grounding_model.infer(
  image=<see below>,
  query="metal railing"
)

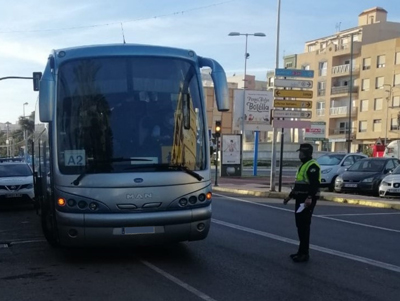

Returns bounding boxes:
[331,64,359,75]
[331,85,358,95]
[329,106,357,116]
[329,127,357,135]
[316,109,325,116]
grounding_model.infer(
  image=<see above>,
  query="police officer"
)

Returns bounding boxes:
[283,143,320,263]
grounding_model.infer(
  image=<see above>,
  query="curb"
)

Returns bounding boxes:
[212,186,400,211]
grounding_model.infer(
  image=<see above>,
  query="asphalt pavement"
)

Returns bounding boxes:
[212,175,400,210]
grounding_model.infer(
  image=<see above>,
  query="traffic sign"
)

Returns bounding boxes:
[274,78,313,89]
[273,120,311,129]
[274,100,312,109]
[274,89,313,99]
[275,68,314,78]
[273,110,312,119]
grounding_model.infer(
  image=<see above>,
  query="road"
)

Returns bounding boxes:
[1,195,399,301]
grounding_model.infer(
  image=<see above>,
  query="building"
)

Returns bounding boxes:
[291,7,400,152]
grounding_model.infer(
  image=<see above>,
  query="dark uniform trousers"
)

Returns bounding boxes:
[294,198,316,255]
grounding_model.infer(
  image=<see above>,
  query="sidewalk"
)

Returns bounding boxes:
[212,176,400,211]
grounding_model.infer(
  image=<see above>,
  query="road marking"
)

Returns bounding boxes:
[9,239,46,246]
[320,212,400,217]
[212,219,400,274]
[141,260,218,301]
[214,193,400,233]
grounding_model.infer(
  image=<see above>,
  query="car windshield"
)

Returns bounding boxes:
[56,56,206,174]
[347,160,385,172]
[0,164,32,177]
[392,165,400,174]
[316,154,345,166]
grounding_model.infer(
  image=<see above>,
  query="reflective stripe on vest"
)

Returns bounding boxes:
[295,159,321,184]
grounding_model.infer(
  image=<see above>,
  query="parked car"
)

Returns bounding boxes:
[0,162,35,205]
[317,152,367,191]
[379,165,400,197]
[334,157,400,195]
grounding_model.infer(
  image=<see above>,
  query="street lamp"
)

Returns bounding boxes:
[5,121,11,157]
[228,31,266,174]
[22,102,28,161]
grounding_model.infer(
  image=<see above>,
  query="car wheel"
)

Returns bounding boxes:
[329,176,337,192]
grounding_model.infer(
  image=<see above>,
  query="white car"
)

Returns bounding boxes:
[317,152,367,191]
[0,162,35,204]
[379,165,400,197]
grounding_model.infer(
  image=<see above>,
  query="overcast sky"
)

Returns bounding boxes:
[0,0,399,123]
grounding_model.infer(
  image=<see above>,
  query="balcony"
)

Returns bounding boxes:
[329,106,357,118]
[316,108,325,116]
[333,41,361,56]
[331,64,360,77]
[331,85,358,97]
[329,127,357,139]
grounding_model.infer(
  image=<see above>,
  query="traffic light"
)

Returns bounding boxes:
[215,121,221,138]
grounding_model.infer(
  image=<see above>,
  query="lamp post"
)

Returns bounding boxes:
[23,102,28,161]
[228,31,266,175]
[5,121,11,157]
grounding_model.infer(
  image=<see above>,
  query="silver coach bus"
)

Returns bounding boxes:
[33,44,229,247]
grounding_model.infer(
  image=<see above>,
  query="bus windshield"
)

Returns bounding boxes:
[56,57,206,174]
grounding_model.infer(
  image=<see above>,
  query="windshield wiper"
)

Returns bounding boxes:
[157,164,204,181]
[71,158,153,186]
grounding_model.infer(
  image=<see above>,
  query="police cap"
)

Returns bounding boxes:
[296,143,313,153]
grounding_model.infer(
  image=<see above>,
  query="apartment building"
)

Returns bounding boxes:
[293,7,400,152]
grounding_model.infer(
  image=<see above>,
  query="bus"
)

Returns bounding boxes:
[33,44,229,247]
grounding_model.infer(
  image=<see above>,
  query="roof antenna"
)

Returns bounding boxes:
[121,23,126,44]
[335,22,341,32]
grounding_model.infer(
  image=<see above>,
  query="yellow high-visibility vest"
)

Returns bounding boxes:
[295,159,321,183]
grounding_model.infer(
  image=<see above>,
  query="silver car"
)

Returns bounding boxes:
[317,152,367,191]
[0,162,35,204]
[379,165,400,197]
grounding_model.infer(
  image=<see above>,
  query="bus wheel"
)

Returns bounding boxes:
[41,204,60,247]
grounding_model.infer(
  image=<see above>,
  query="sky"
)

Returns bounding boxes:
[0,0,399,123]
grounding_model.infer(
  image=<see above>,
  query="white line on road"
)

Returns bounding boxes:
[141,260,218,301]
[214,193,400,233]
[212,219,400,274]
[319,212,400,217]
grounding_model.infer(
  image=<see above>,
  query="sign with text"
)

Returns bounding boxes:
[274,78,313,89]
[275,68,314,78]
[304,122,326,140]
[221,134,242,177]
[274,100,312,109]
[233,89,273,131]
[273,110,312,119]
[274,89,313,99]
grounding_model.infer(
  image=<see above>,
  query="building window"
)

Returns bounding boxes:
[316,101,325,116]
[396,52,400,65]
[285,62,293,68]
[391,118,399,130]
[307,45,315,52]
[375,76,384,89]
[393,96,400,107]
[373,119,382,132]
[394,74,400,86]
[359,121,367,132]
[374,98,383,110]
[360,99,369,112]
[362,58,371,70]
[302,64,310,70]
[377,55,386,68]
[361,79,370,91]
[319,61,327,76]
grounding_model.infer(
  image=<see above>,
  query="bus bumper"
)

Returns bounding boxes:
[55,205,211,247]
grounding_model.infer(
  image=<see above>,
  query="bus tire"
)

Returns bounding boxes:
[41,201,60,247]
